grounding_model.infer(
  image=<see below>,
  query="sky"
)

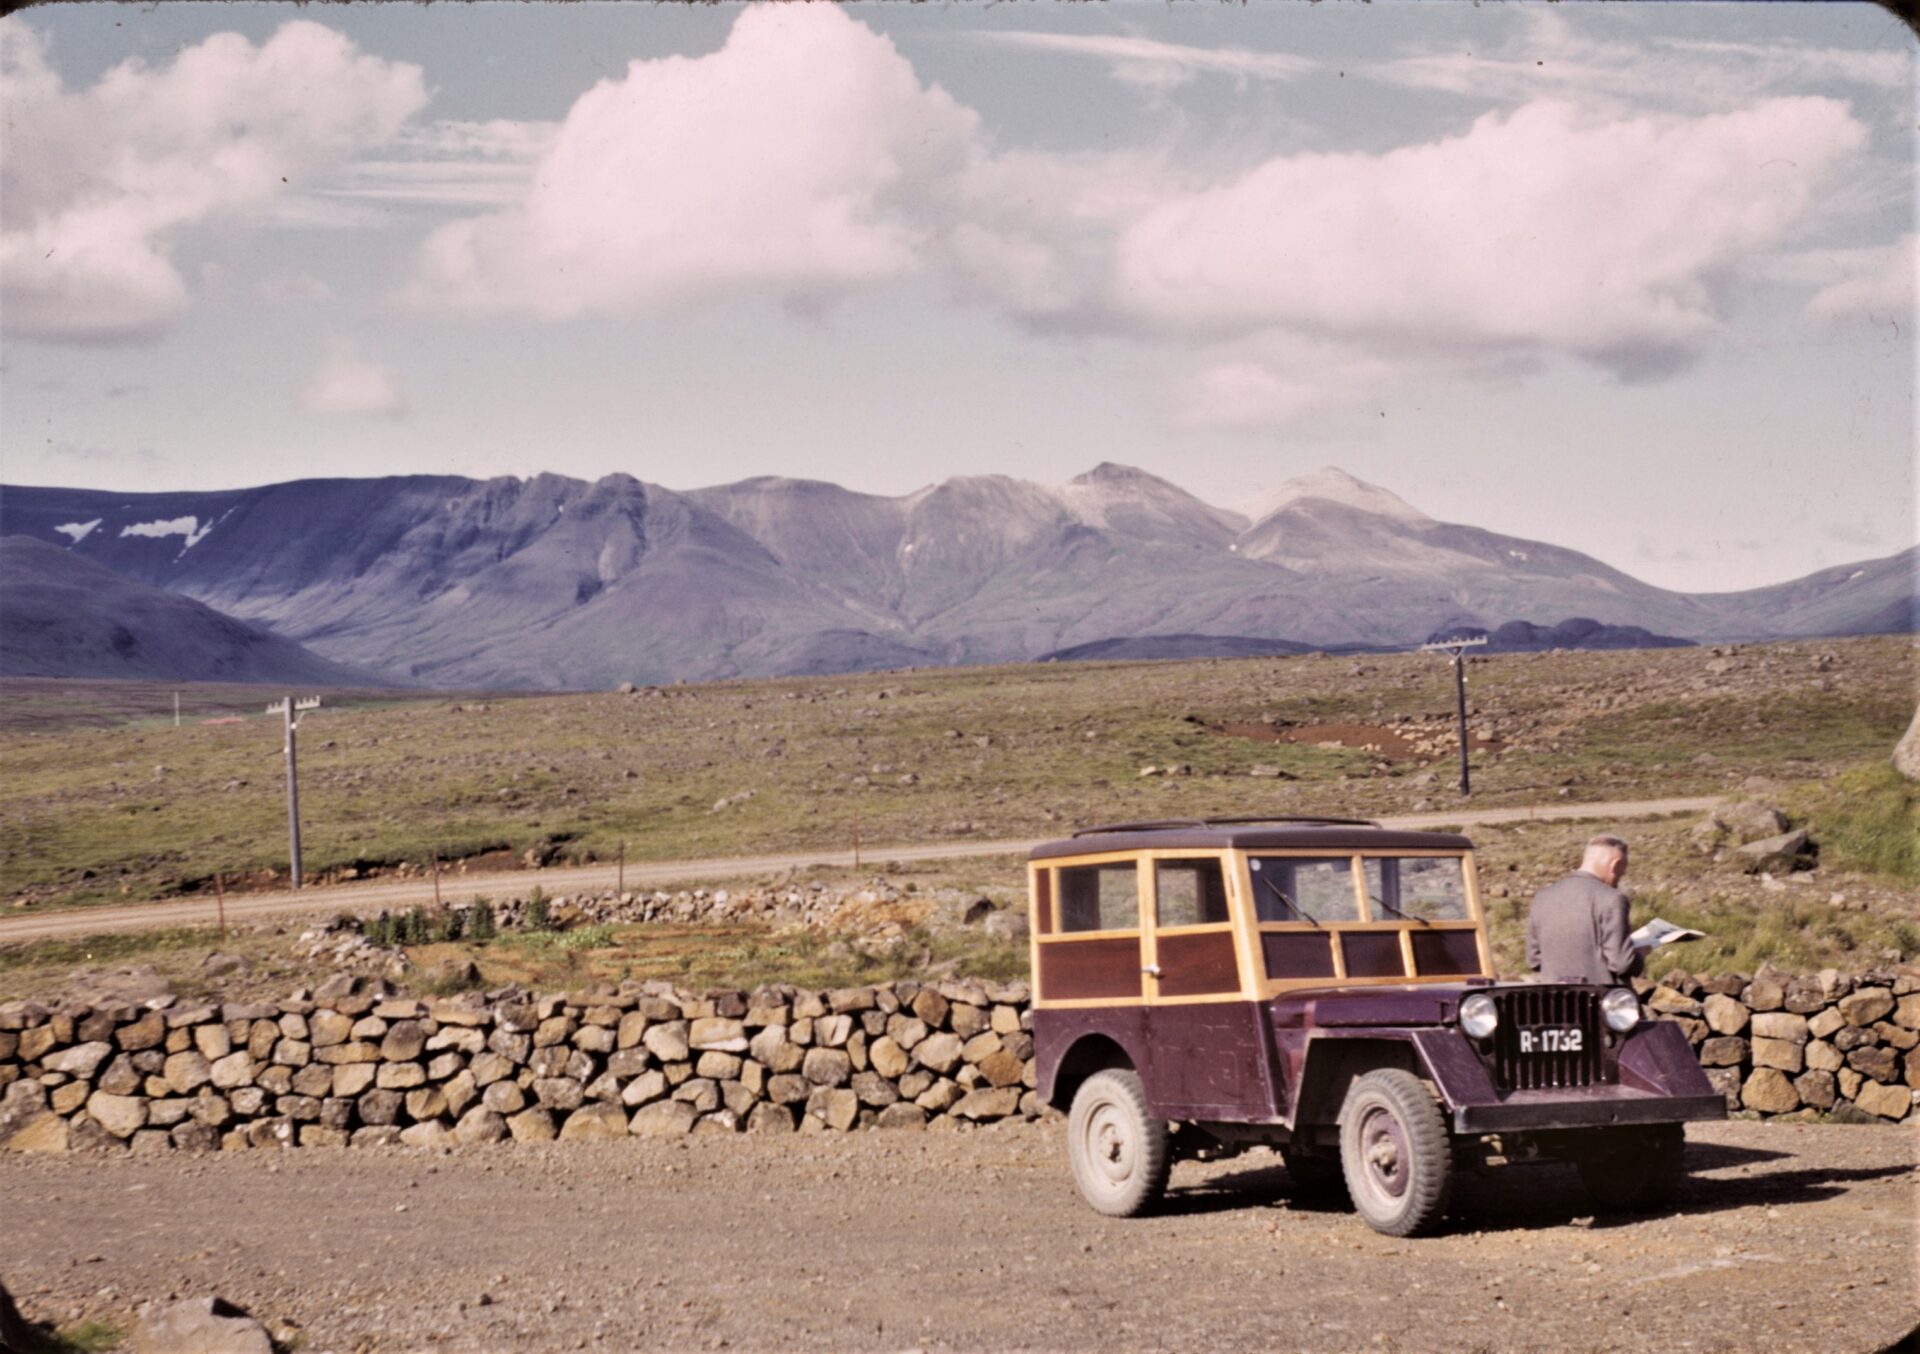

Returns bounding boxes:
[1,2,1914,593]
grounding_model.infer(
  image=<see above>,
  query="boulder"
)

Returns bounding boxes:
[1750,1012,1809,1043]
[807,1087,860,1131]
[43,1041,114,1078]
[688,1017,749,1052]
[875,1103,928,1130]
[1751,1038,1804,1075]
[455,1107,509,1144]
[1697,1037,1747,1067]
[1838,988,1896,1028]
[801,1047,852,1087]
[1793,1069,1837,1110]
[380,1022,427,1062]
[507,1107,557,1142]
[163,1051,213,1095]
[914,1032,964,1075]
[628,1101,698,1137]
[745,1103,794,1134]
[1892,703,1920,781]
[1740,1068,1800,1114]
[558,1103,628,1140]
[6,1112,69,1154]
[399,1121,451,1148]
[1852,1079,1912,1121]
[86,1090,146,1138]
[1733,829,1814,874]
[130,1296,272,1354]
[1701,995,1749,1036]
[952,1086,1023,1121]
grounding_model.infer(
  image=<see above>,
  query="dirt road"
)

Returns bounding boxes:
[1,1117,1912,1353]
[0,796,1721,944]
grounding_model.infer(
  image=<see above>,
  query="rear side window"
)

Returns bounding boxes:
[1057,863,1141,933]
[1248,856,1360,924]
[1155,859,1230,928]
[1365,857,1469,922]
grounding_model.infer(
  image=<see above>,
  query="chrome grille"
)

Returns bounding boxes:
[1489,987,1608,1090]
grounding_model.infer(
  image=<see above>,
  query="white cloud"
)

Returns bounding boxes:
[404,5,980,317]
[389,7,1889,427]
[978,32,1314,92]
[1112,98,1868,381]
[298,349,408,418]
[1801,234,1916,323]
[0,19,426,344]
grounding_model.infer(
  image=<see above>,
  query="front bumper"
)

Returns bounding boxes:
[1454,1086,1728,1134]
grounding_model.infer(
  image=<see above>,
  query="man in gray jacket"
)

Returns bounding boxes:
[1526,834,1644,986]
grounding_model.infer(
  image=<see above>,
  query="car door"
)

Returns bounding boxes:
[1143,855,1278,1121]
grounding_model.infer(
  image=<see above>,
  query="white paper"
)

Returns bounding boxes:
[1630,917,1706,949]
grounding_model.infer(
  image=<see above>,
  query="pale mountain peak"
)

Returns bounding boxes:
[1243,466,1431,526]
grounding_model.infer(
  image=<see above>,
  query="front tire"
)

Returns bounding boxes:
[1338,1069,1453,1236]
[1066,1069,1170,1217]
[1577,1124,1685,1211]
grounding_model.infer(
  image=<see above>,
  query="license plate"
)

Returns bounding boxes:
[1517,1026,1584,1054]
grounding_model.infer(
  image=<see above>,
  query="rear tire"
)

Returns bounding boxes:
[1577,1124,1685,1212]
[1338,1069,1453,1237]
[1066,1069,1170,1217]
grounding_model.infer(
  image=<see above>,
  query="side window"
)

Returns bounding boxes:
[1057,862,1140,933]
[1155,859,1230,928]
[1248,856,1361,924]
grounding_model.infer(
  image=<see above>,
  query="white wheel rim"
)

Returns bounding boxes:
[1080,1096,1136,1198]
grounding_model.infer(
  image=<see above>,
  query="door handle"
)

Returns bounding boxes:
[1141,964,1162,976]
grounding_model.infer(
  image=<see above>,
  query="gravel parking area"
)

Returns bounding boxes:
[3,1119,1915,1353]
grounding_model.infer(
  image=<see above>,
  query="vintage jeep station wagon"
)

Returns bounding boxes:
[1026,817,1725,1235]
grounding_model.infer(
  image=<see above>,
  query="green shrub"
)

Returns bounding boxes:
[405,904,430,945]
[438,907,465,943]
[469,898,496,942]
[367,912,394,947]
[1791,764,1920,883]
[527,890,551,932]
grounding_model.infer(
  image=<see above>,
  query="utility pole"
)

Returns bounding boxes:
[266,694,322,888]
[1418,636,1488,796]
[174,691,181,728]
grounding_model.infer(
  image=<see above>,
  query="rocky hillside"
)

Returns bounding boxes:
[0,465,1908,688]
[0,536,383,686]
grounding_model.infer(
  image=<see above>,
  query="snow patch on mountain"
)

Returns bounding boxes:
[55,519,101,544]
[119,516,217,549]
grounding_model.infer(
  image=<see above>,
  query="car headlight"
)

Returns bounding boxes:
[1459,992,1499,1039]
[1602,987,1642,1033]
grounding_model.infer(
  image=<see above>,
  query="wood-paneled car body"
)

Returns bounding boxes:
[1028,817,1724,1235]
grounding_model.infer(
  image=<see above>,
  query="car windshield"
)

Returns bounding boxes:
[1248,856,1360,923]
[1363,856,1470,922]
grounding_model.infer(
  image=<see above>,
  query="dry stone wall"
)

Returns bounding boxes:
[1,969,1914,1155]
[1634,967,1919,1123]
[0,977,1038,1155]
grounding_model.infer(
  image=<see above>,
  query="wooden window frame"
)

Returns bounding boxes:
[1243,849,1489,996]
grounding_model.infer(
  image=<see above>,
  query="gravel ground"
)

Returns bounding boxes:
[2,1119,1915,1353]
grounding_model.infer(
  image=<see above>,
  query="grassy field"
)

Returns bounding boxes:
[0,636,1912,915]
[1,634,1914,996]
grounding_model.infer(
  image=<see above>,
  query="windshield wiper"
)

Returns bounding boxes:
[1370,894,1430,927]
[1258,875,1319,928]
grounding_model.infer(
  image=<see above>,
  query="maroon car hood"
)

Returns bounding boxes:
[1272,984,1479,1028]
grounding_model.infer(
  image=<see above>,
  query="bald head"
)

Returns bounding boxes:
[1580,834,1629,887]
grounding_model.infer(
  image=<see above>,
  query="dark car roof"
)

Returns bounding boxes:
[1029,817,1472,861]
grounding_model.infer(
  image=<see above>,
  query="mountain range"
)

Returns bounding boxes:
[0,536,379,686]
[0,464,1911,689]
